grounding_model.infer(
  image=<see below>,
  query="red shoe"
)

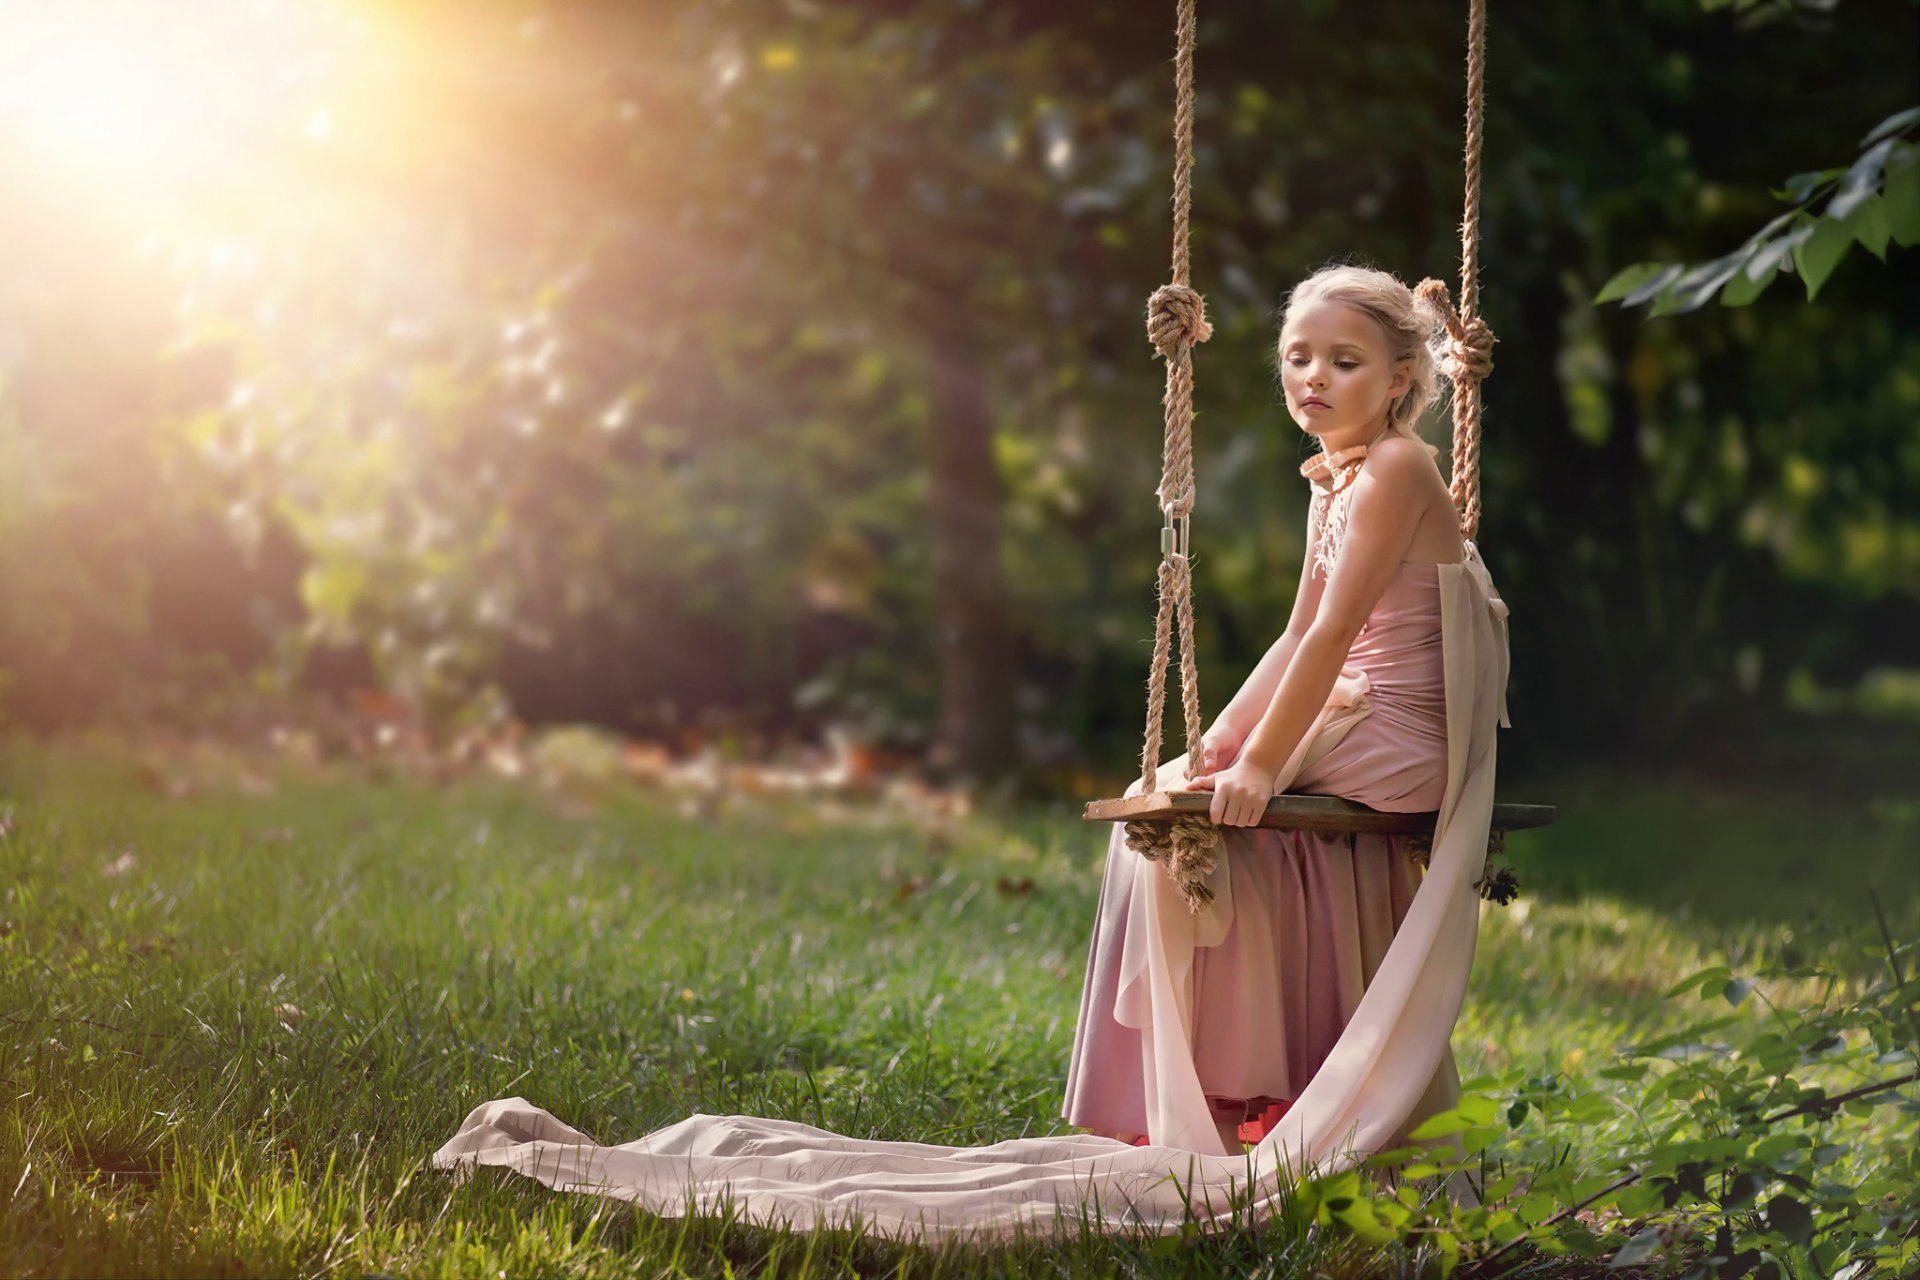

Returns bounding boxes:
[1237,1097,1295,1145]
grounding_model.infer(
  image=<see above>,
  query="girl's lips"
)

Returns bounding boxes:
[1303,401,1331,410]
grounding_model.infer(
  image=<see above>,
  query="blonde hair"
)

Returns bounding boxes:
[1278,262,1451,442]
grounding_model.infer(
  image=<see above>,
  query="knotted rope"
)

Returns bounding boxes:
[1421,0,1494,542]
[1124,812,1221,911]
[1126,0,1220,905]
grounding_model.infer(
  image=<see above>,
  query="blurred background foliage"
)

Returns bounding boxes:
[0,0,1915,797]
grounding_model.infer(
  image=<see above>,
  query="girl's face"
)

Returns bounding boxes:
[1279,300,1412,444]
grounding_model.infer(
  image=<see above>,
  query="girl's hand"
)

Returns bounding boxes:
[1182,758,1278,828]
[1196,721,1247,776]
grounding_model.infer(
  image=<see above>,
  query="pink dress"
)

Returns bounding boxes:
[1063,560,1454,1144]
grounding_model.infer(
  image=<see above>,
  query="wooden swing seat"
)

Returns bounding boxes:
[1084,791,1555,836]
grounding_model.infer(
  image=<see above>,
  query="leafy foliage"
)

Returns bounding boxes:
[1598,108,1920,314]
[1295,915,1920,1276]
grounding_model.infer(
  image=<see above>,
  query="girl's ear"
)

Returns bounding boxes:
[1390,358,1413,399]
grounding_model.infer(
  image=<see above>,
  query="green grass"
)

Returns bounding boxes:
[0,740,1914,1277]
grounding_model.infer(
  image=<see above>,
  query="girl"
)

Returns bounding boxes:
[1063,262,1471,1154]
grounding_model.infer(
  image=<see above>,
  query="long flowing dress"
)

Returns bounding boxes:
[431,544,1512,1242]
[1063,559,1465,1150]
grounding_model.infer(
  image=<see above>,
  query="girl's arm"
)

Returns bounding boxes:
[1212,501,1327,737]
[1234,440,1428,781]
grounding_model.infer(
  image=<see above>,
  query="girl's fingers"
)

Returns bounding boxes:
[1216,791,1264,827]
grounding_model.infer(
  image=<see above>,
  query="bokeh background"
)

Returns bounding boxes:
[2,0,1916,806]
[2,5,1918,1274]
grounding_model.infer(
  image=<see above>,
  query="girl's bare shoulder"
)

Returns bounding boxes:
[1361,434,1443,488]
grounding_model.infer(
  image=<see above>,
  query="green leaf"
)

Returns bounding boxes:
[1459,1123,1505,1155]
[1792,215,1855,299]
[1614,1182,1663,1216]
[1764,1192,1814,1244]
[1594,1063,1647,1082]
[1719,260,1776,307]
[1845,194,1892,261]
[1747,217,1818,278]
[1726,1169,1769,1206]
[1722,976,1754,1006]
[1457,1095,1501,1126]
[1650,250,1751,316]
[1749,1133,1802,1164]
[1407,1107,1469,1139]
[1884,148,1920,247]
[1596,262,1678,305]
[1331,1197,1397,1246]
[1825,137,1897,220]
[1360,1145,1428,1168]
[1771,168,1844,203]
[1662,965,1732,999]
[1610,1227,1664,1268]
[1860,105,1920,148]
[1558,1094,1619,1124]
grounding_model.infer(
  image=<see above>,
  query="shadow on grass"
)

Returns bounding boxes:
[1501,770,1919,959]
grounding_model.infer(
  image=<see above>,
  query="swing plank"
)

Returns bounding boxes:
[1083,791,1555,835]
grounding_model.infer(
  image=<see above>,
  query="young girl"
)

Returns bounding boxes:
[1063,262,1470,1154]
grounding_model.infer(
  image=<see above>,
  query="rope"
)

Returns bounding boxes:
[1134,0,1209,801]
[1436,0,1493,540]
[1414,275,1495,539]
[1123,813,1221,912]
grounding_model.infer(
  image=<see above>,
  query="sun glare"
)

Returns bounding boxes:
[8,47,158,158]
[0,0,381,228]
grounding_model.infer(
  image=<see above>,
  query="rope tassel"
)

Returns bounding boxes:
[1124,814,1221,911]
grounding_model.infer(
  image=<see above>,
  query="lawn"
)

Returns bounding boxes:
[1,739,1914,1277]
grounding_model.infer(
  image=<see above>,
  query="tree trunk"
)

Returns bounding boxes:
[924,305,1017,783]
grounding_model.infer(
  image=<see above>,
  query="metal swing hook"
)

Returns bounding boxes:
[1160,503,1190,559]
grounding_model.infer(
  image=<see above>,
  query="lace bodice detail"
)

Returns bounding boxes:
[1309,482,1359,581]
[1301,438,1374,580]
